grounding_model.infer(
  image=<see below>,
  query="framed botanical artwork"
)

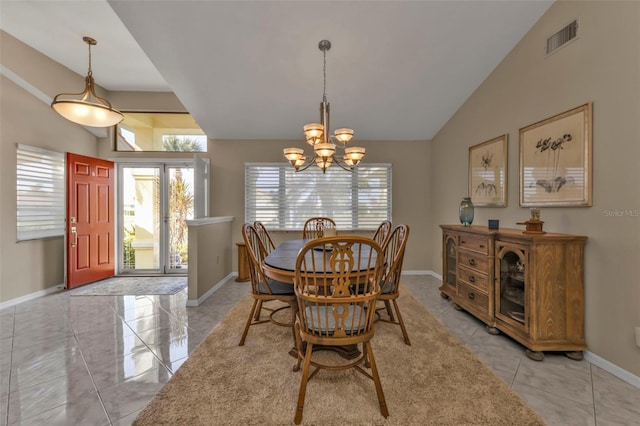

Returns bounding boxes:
[468,134,508,207]
[519,102,592,207]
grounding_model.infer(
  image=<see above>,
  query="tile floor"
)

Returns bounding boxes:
[0,275,638,425]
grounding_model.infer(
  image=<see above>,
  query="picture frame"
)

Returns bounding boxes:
[519,102,592,207]
[468,134,508,207]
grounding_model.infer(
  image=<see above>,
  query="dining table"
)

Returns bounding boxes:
[263,238,378,283]
[262,239,308,284]
[263,238,378,360]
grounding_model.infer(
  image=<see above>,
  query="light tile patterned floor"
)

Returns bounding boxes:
[0,275,638,425]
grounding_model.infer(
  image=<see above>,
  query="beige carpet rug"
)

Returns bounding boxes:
[134,288,545,425]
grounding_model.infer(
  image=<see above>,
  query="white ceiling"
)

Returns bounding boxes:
[1,0,553,141]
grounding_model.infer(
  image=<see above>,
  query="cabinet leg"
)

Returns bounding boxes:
[565,351,583,361]
[525,349,544,361]
[439,291,449,299]
[453,303,462,311]
[485,326,500,335]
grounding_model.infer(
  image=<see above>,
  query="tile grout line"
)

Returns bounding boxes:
[81,300,147,425]
[74,330,112,426]
[590,362,599,425]
[4,307,16,426]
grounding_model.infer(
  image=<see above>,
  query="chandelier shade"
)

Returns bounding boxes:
[283,40,365,173]
[51,37,123,128]
[303,123,324,145]
[314,142,336,158]
[344,146,366,164]
[334,128,354,144]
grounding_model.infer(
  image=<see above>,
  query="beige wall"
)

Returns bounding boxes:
[208,138,430,272]
[1,33,101,301]
[430,1,640,375]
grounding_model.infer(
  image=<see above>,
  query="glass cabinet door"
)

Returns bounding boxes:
[442,234,458,293]
[496,242,528,329]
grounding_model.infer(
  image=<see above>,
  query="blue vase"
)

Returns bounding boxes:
[459,197,474,226]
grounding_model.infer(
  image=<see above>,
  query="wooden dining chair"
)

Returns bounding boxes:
[252,221,277,319]
[376,224,411,345]
[253,221,276,254]
[239,223,296,346]
[302,217,336,239]
[372,220,392,248]
[292,236,388,424]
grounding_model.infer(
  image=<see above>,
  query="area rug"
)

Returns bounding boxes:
[70,276,186,296]
[133,288,545,425]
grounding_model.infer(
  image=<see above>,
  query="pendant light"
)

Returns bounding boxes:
[51,36,123,127]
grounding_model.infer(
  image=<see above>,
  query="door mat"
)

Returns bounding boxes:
[70,276,186,296]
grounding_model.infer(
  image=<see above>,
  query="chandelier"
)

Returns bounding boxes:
[51,37,124,127]
[283,40,365,173]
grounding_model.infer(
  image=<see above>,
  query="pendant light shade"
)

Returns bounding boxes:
[51,37,123,128]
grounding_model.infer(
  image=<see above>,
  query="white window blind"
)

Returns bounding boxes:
[245,163,392,231]
[16,144,65,241]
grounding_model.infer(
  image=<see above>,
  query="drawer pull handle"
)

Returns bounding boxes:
[479,244,485,248]
[468,275,475,283]
[468,259,476,266]
[468,292,475,300]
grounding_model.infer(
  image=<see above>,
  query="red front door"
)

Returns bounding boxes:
[66,153,115,289]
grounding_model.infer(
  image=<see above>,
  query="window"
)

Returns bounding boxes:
[16,144,65,241]
[115,112,207,152]
[245,163,392,230]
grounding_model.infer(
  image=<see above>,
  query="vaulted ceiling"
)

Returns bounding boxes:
[1,0,553,141]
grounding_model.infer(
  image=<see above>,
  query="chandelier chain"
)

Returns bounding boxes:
[87,42,93,77]
[322,47,327,103]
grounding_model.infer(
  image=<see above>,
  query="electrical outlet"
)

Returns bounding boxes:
[635,327,640,348]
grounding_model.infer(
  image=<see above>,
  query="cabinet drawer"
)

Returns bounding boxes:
[458,236,489,254]
[457,250,489,272]
[457,265,488,293]
[457,282,488,313]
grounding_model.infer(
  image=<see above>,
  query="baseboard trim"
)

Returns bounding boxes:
[403,269,430,275]
[186,273,235,307]
[584,351,640,390]
[0,283,65,311]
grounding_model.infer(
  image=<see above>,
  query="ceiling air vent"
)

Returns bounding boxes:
[546,19,578,55]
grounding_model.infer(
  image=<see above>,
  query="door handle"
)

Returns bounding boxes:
[71,227,77,248]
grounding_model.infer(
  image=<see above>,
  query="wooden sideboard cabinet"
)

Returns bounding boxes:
[442,227,495,326]
[440,224,587,361]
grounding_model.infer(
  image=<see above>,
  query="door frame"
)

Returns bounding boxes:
[115,158,206,275]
